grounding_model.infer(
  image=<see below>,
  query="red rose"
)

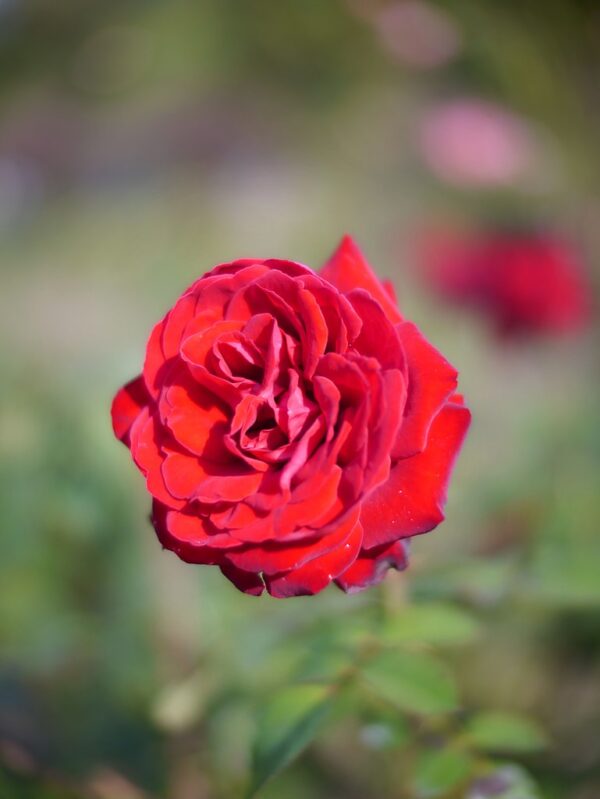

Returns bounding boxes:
[418,228,591,337]
[111,236,470,597]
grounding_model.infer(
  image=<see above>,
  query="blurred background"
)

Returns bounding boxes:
[0,1,599,797]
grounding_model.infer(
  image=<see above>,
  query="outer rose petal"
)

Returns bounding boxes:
[393,322,458,459]
[382,279,398,304]
[111,375,149,445]
[152,501,223,564]
[361,400,471,549]
[164,507,238,549]
[335,540,409,594]
[320,235,403,324]
[220,563,265,596]
[225,506,361,575]
[264,514,363,598]
[129,410,185,510]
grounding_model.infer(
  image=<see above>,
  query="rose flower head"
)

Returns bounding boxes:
[111,236,470,597]
[418,227,591,338]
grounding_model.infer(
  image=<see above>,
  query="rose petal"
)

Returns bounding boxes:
[160,370,231,462]
[111,375,149,445]
[152,500,225,564]
[225,506,360,575]
[361,400,471,548]
[162,293,199,359]
[382,279,398,304]
[393,322,458,459]
[180,320,245,367]
[335,540,409,593]
[320,235,402,324]
[347,289,405,370]
[297,287,329,377]
[165,508,238,548]
[220,563,265,596]
[275,465,342,535]
[361,367,406,493]
[160,449,208,500]
[143,293,203,397]
[312,375,341,442]
[129,410,185,510]
[264,514,363,598]
[298,276,363,351]
[143,317,169,398]
[161,448,262,503]
[226,275,299,337]
[279,416,326,490]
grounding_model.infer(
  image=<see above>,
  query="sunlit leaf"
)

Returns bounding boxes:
[383,602,481,646]
[413,748,474,797]
[360,650,458,715]
[466,711,548,753]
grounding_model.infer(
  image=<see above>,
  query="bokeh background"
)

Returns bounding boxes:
[1,2,599,797]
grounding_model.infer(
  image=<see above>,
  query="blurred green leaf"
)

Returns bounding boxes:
[0,769,82,799]
[414,557,518,606]
[247,684,335,797]
[383,602,481,646]
[360,650,458,715]
[466,712,548,754]
[413,748,473,798]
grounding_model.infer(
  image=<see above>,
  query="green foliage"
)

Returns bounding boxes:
[247,684,336,797]
[382,601,481,646]
[413,748,474,798]
[360,649,458,716]
[465,712,548,754]
[0,769,82,799]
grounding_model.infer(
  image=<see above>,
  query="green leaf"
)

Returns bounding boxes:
[383,602,481,646]
[466,711,548,753]
[247,684,335,797]
[360,650,458,715]
[414,557,517,605]
[413,748,474,797]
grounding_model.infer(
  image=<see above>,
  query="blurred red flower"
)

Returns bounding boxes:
[111,237,469,597]
[418,228,591,337]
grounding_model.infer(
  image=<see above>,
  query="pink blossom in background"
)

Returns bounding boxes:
[374,1,461,69]
[417,226,592,338]
[418,99,536,188]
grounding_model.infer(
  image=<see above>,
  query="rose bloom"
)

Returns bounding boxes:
[111,236,470,597]
[418,228,591,337]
